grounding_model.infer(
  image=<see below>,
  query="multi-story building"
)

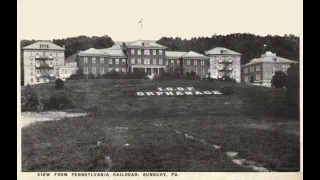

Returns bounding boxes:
[126,40,167,75]
[241,51,298,86]
[205,47,241,82]
[22,41,65,85]
[77,46,127,75]
[165,51,210,77]
[76,40,236,79]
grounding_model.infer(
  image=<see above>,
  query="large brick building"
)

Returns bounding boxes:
[205,47,241,82]
[22,41,65,85]
[77,40,211,78]
[241,51,298,86]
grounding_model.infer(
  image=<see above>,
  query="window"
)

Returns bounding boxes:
[30,78,33,83]
[49,61,52,65]
[153,50,156,55]
[109,68,113,72]
[92,67,96,74]
[122,59,126,65]
[100,67,104,74]
[55,59,58,65]
[194,60,197,66]
[30,61,33,66]
[115,68,119,72]
[244,68,248,73]
[92,57,96,64]
[84,66,88,74]
[56,52,58,57]
[137,49,141,55]
[171,60,174,66]
[30,68,34,76]
[115,59,119,64]
[30,51,33,56]
[256,74,260,80]
[29,56,33,60]
[84,57,88,63]
[144,49,150,55]
[177,60,180,66]
[100,57,104,63]
[201,60,204,66]
[138,58,141,64]
[130,58,135,64]
[36,52,39,56]
[165,60,168,65]
[49,70,53,74]
[272,66,276,75]
[187,68,190,73]
[144,58,150,64]
[122,68,126,72]
[245,76,249,81]
[194,69,197,74]
[256,65,260,71]
[36,70,40,75]
[159,50,163,55]
[250,66,254,72]
[201,69,204,75]
[172,68,175,72]
[43,51,45,56]
[131,49,135,55]
[50,53,52,56]
[159,58,163,64]
[187,60,190,65]
[153,59,156,65]
[109,59,113,64]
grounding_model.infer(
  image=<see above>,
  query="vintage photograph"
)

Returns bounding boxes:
[19,0,301,174]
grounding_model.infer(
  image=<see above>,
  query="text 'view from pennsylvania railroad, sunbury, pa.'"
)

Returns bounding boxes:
[19,0,301,173]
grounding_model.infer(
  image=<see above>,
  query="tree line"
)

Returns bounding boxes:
[21,33,299,65]
[156,33,299,65]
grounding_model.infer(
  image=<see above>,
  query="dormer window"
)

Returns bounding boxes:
[40,44,49,49]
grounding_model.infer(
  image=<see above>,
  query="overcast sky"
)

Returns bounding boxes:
[18,0,302,41]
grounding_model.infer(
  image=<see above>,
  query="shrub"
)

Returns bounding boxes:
[88,73,96,79]
[21,91,39,111]
[124,71,148,79]
[55,79,64,89]
[43,92,73,110]
[271,71,288,88]
[220,86,235,95]
[102,72,126,79]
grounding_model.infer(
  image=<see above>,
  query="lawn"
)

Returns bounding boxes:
[21,79,300,172]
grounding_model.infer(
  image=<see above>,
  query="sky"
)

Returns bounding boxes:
[18,0,302,41]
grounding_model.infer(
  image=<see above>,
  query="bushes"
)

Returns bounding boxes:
[43,91,73,110]
[21,90,39,112]
[220,86,235,95]
[55,79,64,89]
[271,71,288,88]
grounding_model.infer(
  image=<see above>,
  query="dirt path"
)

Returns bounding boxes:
[20,111,88,128]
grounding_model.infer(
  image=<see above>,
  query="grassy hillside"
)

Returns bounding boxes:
[21,79,300,172]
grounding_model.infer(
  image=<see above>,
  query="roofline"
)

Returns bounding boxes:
[241,60,298,67]
[22,47,65,51]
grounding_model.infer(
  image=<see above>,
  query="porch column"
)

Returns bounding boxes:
[131,66,133,73]
[158,68,159,74]
[151,68,153,74]
[145,67,146,73]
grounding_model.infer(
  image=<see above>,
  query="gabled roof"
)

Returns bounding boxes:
[78,48,110,56]
[205,47,241,55]
[165,51,188,59]
[65,54,77,63]
[98,48,127,57]
[127,40,167,49]
[22,41,65,50]
[182,51,209,59]
[242,52,298,66]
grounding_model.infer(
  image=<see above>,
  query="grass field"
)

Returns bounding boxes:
[21,79,300,172]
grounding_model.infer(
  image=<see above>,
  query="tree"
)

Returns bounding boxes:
[285,63,300,109]
[271,71,288,88]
